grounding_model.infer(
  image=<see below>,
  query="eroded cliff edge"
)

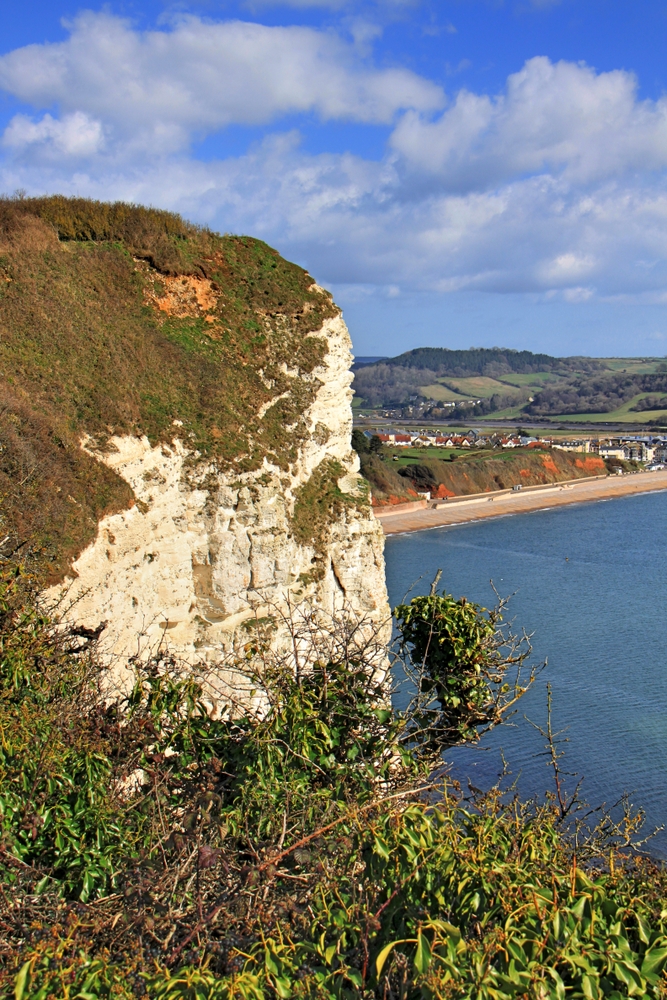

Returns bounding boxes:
[0,197,389,691]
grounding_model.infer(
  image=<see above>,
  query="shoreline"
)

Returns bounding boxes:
[375,469,667,535]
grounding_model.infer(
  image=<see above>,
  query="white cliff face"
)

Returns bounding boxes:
[46,312,389,695]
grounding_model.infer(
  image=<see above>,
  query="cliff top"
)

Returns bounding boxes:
[0,196,338,579]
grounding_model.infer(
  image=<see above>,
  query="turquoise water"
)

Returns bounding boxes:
[384,490,667,856]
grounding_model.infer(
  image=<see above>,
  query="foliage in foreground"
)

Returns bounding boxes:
[2,567,667,999]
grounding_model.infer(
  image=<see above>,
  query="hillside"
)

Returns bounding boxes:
[352,347,595,414]
[371,346,596,376]
[525,371,667,415]
[0,196,337,580]
[357,443,606,505]
[353,346,667,423]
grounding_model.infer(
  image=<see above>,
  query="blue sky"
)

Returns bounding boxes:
[3,0,667,358]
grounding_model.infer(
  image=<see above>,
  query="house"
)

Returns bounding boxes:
[598,442,625,460]
[553,439,594,453]
[624,442,655,462]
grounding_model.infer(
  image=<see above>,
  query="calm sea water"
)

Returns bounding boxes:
[384,490,667,856]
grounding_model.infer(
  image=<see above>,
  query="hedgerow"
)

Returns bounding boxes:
[2,566,666,999]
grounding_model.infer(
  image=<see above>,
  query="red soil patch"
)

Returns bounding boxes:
[519,469,531,477]
[541,454,560,476]
[433,484,456,499]
[575,456,605,473]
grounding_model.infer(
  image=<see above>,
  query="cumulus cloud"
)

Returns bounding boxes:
[0,12,443,155]
[2,19,667,307]
[390,57,667,189]
[2,111,104,159]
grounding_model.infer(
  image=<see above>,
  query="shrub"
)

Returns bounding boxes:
[2,569,667,999]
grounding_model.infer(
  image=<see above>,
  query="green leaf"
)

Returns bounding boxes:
[273,976,292,998]
[373,836,390,860]
[548,968,566,1000]
[346,968,363,987]
[264,947,280,977]
[636,913,651,945]
[376,939,411,977]
[641,945,667,978]
[14,960,31,1000]
[414,929,432,975]
[613,960,644,995]
[581,974,599,999]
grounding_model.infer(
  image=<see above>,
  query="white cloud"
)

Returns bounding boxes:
[2,29,667,308]
[0,12,443,156]
[2,111,104,159]
[390,57,667,189]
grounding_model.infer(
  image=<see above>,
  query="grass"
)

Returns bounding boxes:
[495,371,566,387]
[290,459,368,581]
[0,196,338,580]
[439,375,517,398]
[386,446,472,467]
[544,393,667,424]
[600,357,667,374]
[475,403,528,419]
[417,382,466,402]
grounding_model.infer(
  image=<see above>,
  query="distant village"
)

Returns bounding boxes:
[361,429,667,469]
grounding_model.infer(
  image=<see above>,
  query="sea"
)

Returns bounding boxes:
[384,489,667,857]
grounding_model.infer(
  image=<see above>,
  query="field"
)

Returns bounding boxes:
[387,446,475,466]
[545,393,667,424]
[556,393,667,426]
[419,374,535,403]
[418,382,468,402]
[599,357,667,374]
[441,375,519,398]
[494,371,566,387]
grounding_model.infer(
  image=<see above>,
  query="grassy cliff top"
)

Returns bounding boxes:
[0,196,338,580]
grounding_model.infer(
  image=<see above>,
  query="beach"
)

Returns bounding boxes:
[375,469,667,535]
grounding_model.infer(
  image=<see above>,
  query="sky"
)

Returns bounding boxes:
[3,1,667,357]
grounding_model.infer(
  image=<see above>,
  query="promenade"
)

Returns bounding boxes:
[375,469,667,535]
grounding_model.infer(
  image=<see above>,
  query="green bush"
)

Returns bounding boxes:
[3,569,667,999]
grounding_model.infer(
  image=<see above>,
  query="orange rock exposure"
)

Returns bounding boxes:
[148,274,219,319]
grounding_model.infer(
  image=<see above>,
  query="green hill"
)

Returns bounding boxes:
[375,345,596,376]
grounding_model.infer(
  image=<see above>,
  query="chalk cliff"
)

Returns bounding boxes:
[48,312,388,689]
[0,196,389,694]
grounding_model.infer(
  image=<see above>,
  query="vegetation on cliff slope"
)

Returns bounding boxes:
[2,563,667,999]
[353,437,607,505]
[0,196,337,581]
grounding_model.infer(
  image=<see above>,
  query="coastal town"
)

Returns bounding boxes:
[352,426,667,531]
[359,428,667,469]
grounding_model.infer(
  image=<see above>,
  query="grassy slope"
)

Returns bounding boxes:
[494,371,566,387]
[0,197,337,581]
[362,448,606,503]
[439,375,518,398]
[418,382,467,402]
[601,358,667,374]
[542,392,667,423]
